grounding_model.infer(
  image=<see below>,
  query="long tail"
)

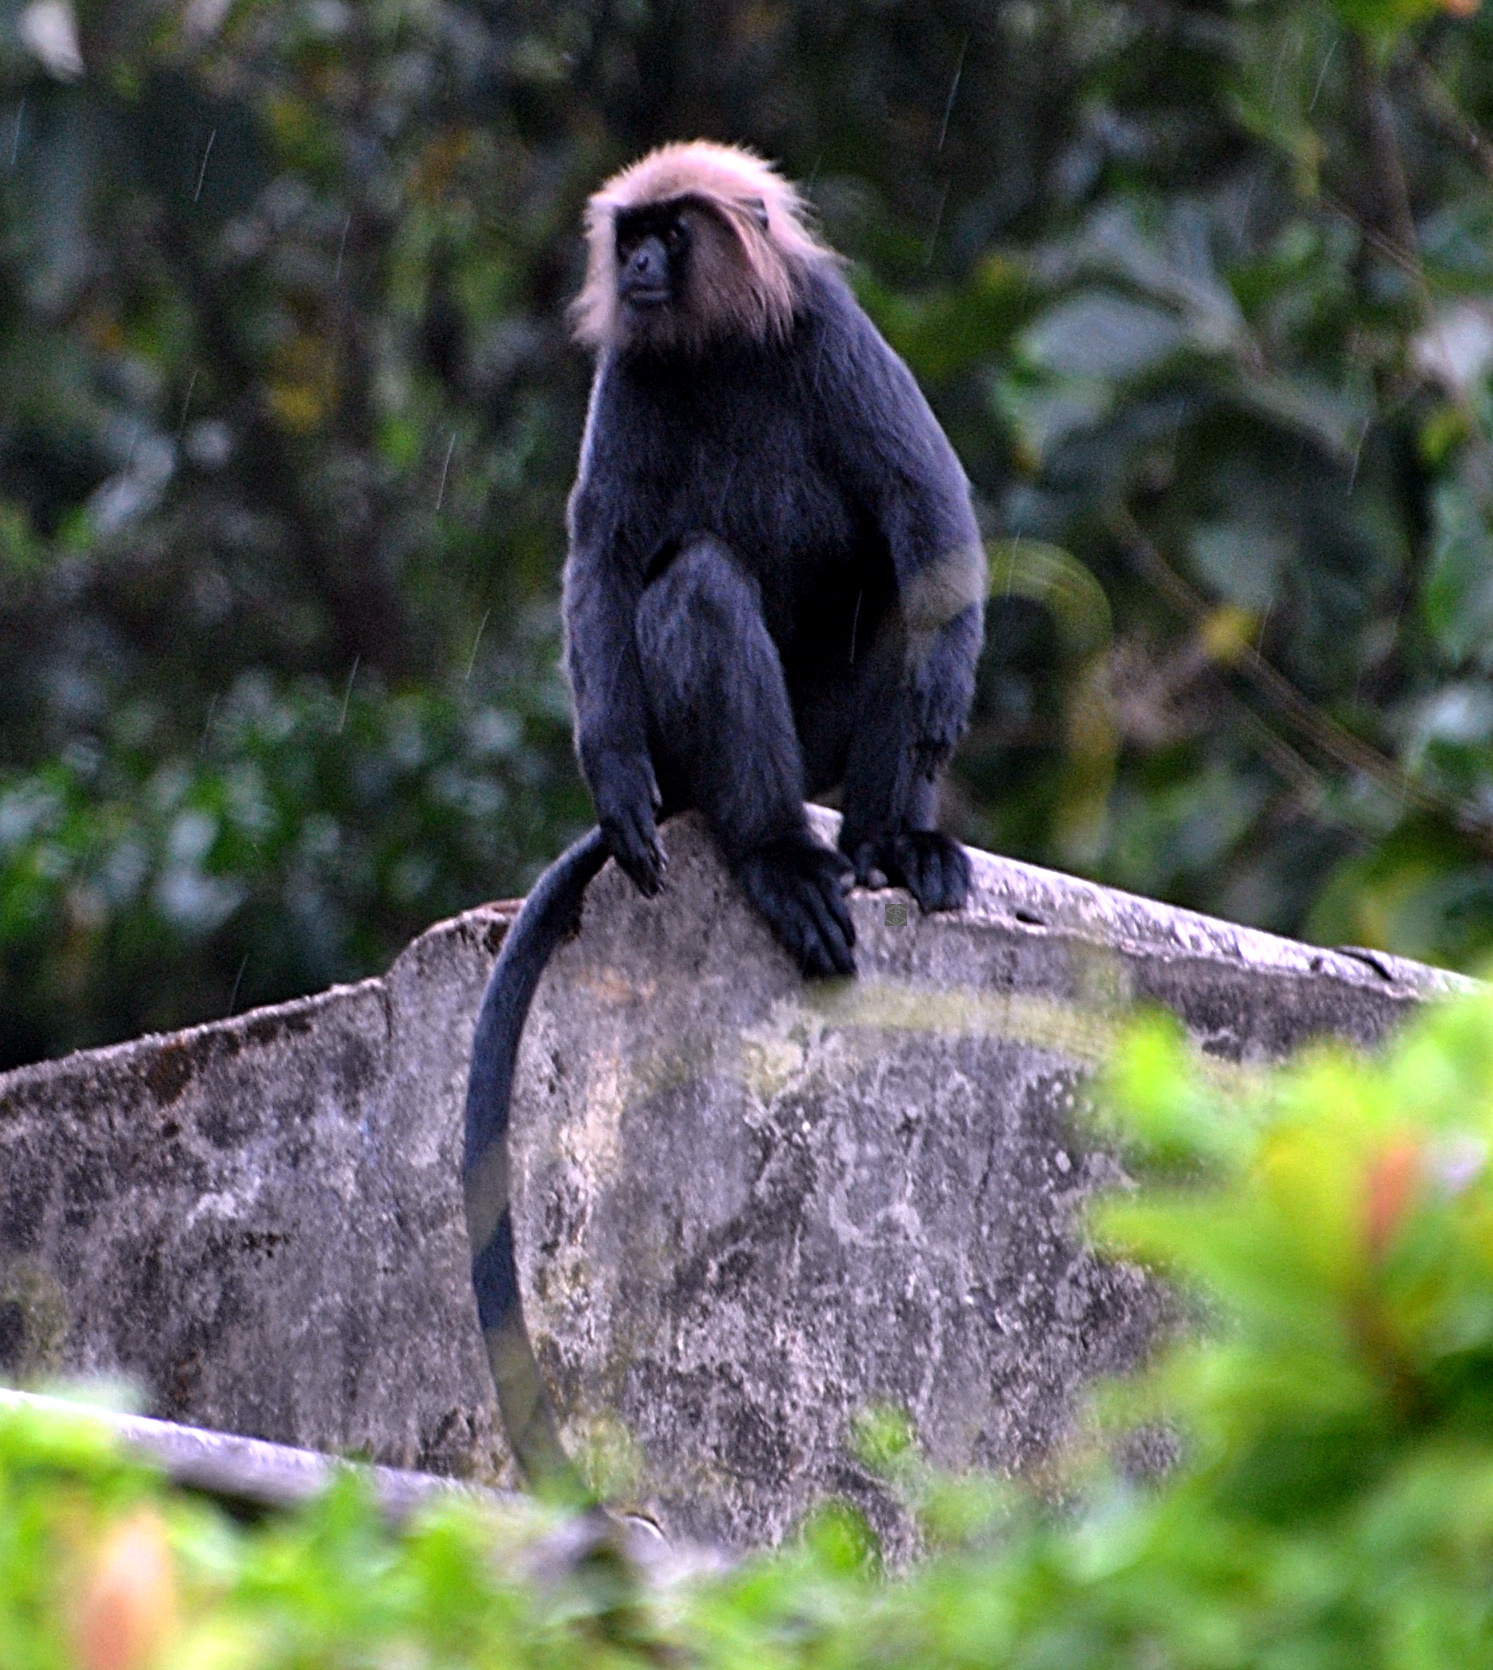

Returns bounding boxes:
[463,826,609,1491]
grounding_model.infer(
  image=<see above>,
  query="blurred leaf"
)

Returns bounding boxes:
[1021,291,1189,382]
[1190,519,1294,615]
[986,539,1111,657]
[1423,478,1493,667]
[74,1509,178,1670]
[1330,0,1475,41]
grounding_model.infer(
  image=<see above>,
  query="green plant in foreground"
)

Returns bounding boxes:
[11,986,1493,1666]
[867,986,1493,1668]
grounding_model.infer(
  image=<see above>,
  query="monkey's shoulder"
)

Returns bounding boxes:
[585,268,917,440]
[571,263,970,554]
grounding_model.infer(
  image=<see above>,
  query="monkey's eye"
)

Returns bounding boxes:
[662,221,685,251]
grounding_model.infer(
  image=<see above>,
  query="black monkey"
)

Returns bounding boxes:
[465,143,986,1484]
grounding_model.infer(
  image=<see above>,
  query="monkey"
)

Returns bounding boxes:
[464,142,986,1487]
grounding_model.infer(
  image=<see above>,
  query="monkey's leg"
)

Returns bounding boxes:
[636,534,855,977]
[837,626,971,913]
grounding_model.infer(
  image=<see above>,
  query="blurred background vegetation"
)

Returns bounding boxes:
[4,0,1493,1067]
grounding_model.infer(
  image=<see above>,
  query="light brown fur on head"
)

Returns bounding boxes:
[571,141,831,356]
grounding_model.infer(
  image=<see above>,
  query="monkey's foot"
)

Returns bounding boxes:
[847,831,970,914]
[737,834,856,978]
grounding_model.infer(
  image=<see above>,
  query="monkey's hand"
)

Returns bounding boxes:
[590,748,666,898]
[737,834,856,979]
[847,830,970,914]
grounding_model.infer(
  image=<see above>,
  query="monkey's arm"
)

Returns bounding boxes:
[839,536,982,910]
[563,489,665,897]
[822,290,985,781]
[813,283,985,906]
[877,492,985,779]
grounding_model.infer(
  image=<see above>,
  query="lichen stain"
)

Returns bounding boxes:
[626,1035,717,1103]
[243,1009,314,1047]
[793,978,1257,1093]
[559,1042,627,1186]
[132,1007,316,1111]
[0,1258,68,1379]
[184,1184,262,1233]
[142,1044,199,1107]
[576,967,657,1007]
[740,1032,808,1101]
[479,912,518,955]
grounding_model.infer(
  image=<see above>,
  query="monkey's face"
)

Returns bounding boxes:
[604,191,782,356]
[574,149,807,355]
[614,201,694,324]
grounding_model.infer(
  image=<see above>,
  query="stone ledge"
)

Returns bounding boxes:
[0,810,1466,1549]
[0,1388,515,1518]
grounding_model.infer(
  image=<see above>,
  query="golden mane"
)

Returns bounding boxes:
[570,141,831,354]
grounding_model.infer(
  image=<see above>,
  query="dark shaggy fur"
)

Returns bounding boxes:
[568,256,985,941]
[465,145,985,1487]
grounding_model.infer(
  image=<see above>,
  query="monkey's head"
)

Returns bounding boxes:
[572,142,830,358]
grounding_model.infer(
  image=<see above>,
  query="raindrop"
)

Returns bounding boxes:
[193,128,217,203]
[436,432,457,510]
[937,33,969,154]
[337,656,360,733]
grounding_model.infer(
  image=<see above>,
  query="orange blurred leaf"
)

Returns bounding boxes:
[73,1509,178,1670]
[1365,1139,1422,1259]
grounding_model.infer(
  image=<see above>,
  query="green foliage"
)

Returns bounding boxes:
[11,0,1493,1062]
[0,655,585,1062]
[16,990,1493,1663]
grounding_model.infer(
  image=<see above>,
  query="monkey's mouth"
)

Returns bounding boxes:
[621,282,671,309]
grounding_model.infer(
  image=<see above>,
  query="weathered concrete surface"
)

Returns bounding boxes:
[0,901,519,1484]
[507,811,1465,1549]
[0,809,1466,1549]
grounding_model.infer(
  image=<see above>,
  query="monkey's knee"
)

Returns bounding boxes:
[639,533,755,637]
[635,532,806,851]
[636,534,764,703]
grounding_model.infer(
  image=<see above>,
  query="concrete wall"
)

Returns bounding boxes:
[0,810,1463,1549]
[0,897,515,1484]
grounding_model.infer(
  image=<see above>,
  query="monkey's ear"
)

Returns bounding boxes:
[745,196,769,231]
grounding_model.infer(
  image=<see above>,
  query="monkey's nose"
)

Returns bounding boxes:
[621,236,670,303]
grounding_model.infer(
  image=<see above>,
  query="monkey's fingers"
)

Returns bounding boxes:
[848,844,888,890]
[851,831,970,914]
[796,878,856,977]
[773,880,855,978]
[602,807,666,898]
[899,831,970,912]
[737,837,856,979]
